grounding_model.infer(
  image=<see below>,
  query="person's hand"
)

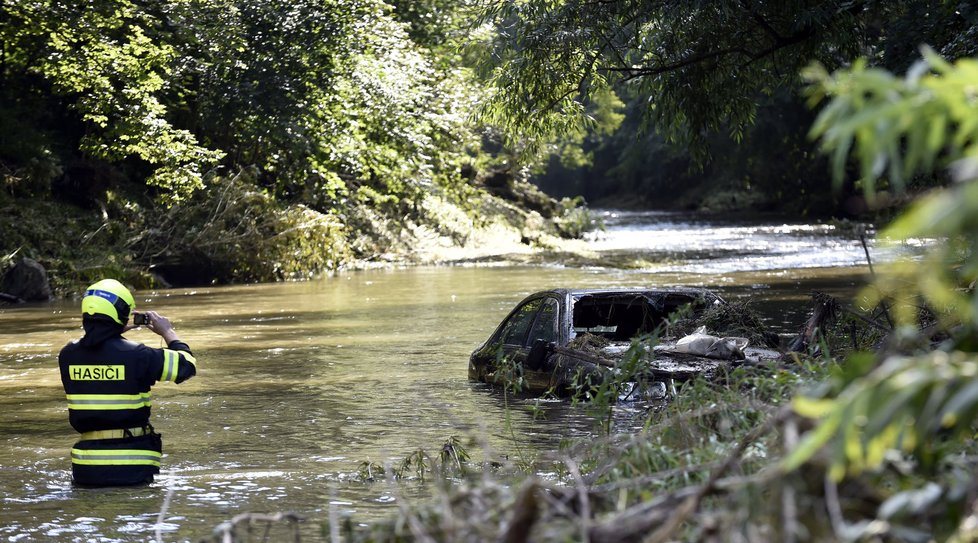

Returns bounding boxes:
[143,311,181,344]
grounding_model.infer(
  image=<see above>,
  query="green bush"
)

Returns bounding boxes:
[130,174,352,284]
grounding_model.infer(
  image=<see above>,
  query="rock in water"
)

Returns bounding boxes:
[1,258,53,302]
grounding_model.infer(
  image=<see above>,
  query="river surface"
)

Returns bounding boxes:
[0,211,877,542]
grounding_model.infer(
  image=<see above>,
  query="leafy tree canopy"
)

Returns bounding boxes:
[479,0,977,161]
[2,0,225,200]
[1,0,494,210]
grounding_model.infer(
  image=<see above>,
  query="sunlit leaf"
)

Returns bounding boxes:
[792,396,835,419]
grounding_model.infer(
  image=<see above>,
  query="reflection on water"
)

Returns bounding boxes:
[0,211,873,541]
[589,210,878,273]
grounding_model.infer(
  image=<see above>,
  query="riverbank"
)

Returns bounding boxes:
[0,177,599,299]
[2,164,887,303]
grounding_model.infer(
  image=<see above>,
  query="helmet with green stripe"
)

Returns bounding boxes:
[81,279,135,325]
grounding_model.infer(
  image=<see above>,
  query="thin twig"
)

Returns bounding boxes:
[385,462,438,543]
[948,462,978,542]
[328,485,340,543]
[860,232,894,328]
[841,305,891,333]
[566,457,591,543]
[824,474,847,539]
[578,402,778,485]
[155,486,175,543]
[586,460,725,495]
[587,470,782,543]
[501,478,541,543]
[82,222,109,243]
[782,418,799,543]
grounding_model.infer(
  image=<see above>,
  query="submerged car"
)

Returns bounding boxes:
[469,288,780,397]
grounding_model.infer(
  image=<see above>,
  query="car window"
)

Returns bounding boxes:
[499,298,543,346]
[527,297,559,346]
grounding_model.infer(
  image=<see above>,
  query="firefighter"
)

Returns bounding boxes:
[58,279,198,486]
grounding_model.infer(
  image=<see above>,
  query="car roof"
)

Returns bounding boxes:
[535,287,719,298]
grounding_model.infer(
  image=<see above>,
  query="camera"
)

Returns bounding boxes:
[133,312,150,326]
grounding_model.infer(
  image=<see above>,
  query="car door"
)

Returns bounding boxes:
[496,297,545,359]
[469,295,563,385]
[495,296,561,374]
[526,296,560,349]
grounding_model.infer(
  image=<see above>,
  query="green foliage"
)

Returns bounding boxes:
[1,0,562,284]
[491,345,526,396]
[807,49,978,326]
[166,0,345,195]
[552,196,600,239]
[567,362,809,519]
[439,435,471,474]
[567,333,667,434]
[398,449,431,483]
[545,85,626,171]
[787,351,978,480]
[478,0,873,157]
[788,49,978,492]
[3,0,223,203]
[0,190,148,293]
[160,0,486,211]
[355,436,472,483]
[129,173,351,284]
[480,1,976,211]
[806,49,978,197]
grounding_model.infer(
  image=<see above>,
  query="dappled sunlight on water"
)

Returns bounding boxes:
[0,211,876,541]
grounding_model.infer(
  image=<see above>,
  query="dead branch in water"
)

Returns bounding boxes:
[787,291,840,353]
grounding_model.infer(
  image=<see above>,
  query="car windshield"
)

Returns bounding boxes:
[571,291,706,341]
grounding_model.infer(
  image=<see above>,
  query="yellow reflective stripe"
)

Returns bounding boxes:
[160,350,177,382]
[66,393,152,410]
[178,350,197,367]
[161,349,196,382]
[71,448,161,466]
[168,348,196,367]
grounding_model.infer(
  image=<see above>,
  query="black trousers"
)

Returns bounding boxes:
[70,432,164,487]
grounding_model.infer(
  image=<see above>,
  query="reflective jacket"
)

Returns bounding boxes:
[59,334,196,431]
[58,317,197,486]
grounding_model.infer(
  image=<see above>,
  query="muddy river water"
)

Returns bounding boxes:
[0,211,880,541]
